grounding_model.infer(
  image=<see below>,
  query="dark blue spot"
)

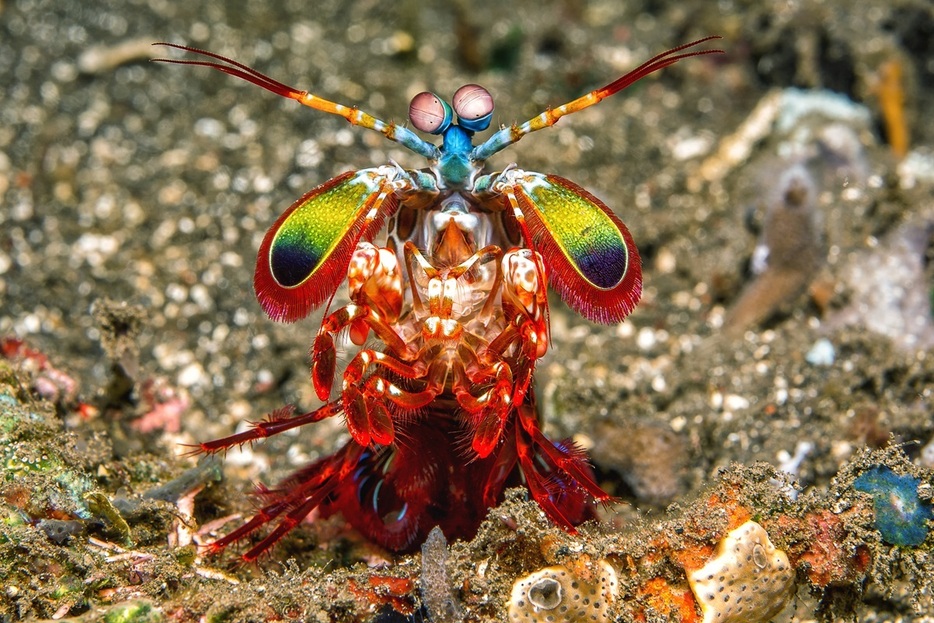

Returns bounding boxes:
[270,243,321,287]
[578,244,627,289]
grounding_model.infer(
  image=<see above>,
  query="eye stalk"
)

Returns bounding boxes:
[408,92,453,134]
[409,85,494,135]
[452,84,493,132]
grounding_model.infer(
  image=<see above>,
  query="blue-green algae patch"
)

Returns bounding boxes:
[854,466,933,548]
[0,380,95,521]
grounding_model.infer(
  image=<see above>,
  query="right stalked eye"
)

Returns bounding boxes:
[408,92,453,135]
[452,84,493,132]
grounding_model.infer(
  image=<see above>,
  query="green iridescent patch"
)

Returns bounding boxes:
[269,173,377,287]
[523,175,628,289]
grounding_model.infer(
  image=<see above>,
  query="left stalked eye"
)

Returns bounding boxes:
[452,84,493,132]
[408,91,453,135]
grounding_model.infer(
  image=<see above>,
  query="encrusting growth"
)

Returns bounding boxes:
[508,560,618,623]
[687,520,796,623]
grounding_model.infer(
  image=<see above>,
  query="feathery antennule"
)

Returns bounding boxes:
[152,43,302,99]
[471,36,724,161]
[152,42,440,159]
[597,35,724,97]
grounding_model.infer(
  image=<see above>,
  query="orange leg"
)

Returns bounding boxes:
[452,359,513,458]
[342,358,442,447]
[311,303,418,401]
[481,318,541,407]
[482,422,520,508]
[347,241,403,324]
[514,425,578,530]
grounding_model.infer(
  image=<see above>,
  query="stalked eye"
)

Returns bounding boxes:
[452,84,493,132]
[408,92,453,135]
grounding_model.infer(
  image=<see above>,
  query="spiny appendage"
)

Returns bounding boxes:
[193,403,341,455]
[512,404,611,529]
[204,441,365,561]
[194,402,350,559]
[477,403,610,530]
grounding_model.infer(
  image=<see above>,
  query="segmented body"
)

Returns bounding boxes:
[155,37,721,558]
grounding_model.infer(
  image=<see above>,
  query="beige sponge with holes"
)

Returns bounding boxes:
[687,520,796,623]
[507,560,618,622]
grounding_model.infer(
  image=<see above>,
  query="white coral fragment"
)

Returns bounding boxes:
[687,520,795,623]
